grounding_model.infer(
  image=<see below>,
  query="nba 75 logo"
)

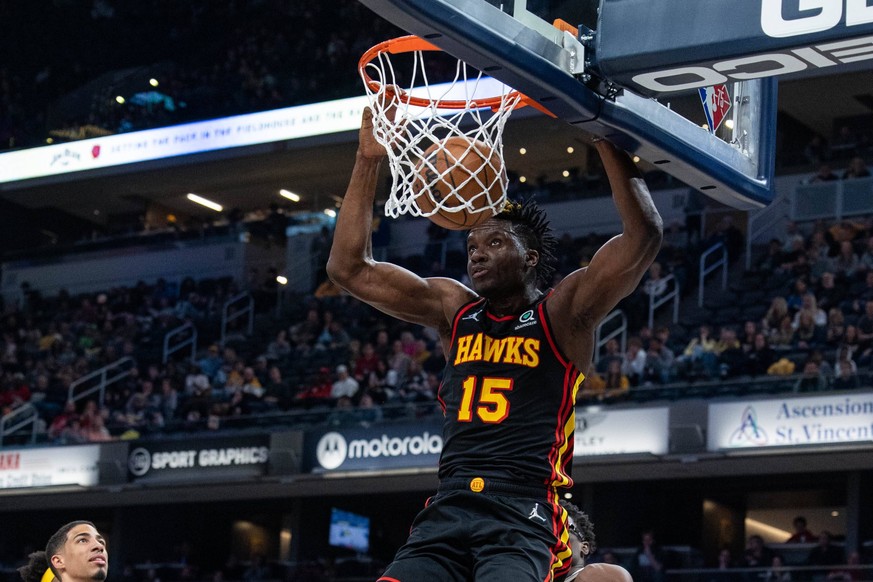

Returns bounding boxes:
[761,0,873,38]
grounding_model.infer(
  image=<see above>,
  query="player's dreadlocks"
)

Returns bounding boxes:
[559,499,597,553]
[495,198,558,287]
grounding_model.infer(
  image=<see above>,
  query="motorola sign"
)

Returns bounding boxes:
[127,435,270,482]
[306,422,444,472]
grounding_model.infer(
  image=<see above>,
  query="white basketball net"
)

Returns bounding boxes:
[360,39,523,219]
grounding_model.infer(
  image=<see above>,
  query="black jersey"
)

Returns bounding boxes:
[438,293,583,489]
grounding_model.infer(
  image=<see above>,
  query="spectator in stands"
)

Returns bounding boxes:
[595,338,623,375]
[794,310,826,350]
[158,378,179,420]
[330,364,359,400]
[740,320,760,353]
[804,135,830,166]
[744,333,778,376]
[265,330,291,361]
[356,391,384,426]
[849,270,873,315]
[327,395,357,426]
[787,516,816,543]
[826,550,863,582]
[715,327,745,378]
[833,348,861,390]
[830,241,860,282]
[764,555,792,582]
[197,344,224,379]
[48,400,79,442]
[816,272,846,313]
[831,126,860,157]
[82,412,113,442]
[786,279,811,314]
[579,358,631,403]
[795,360,828,392]
[621,337,648,386]
[842,156,871,179]
[633,530,665,582]
[806,531,845,573]
[763,297,790,336]
[856,301,873,365]
[826,308,847,347]
[743,535,775,569]
[643,336,675,384]
[353,342,381,381]
[678,325,718,379]
[859,236,873,273]
[771,315,797,350]
[806,164,839,184]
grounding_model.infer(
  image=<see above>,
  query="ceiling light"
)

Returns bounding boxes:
[633,156,641,163]
[324,208,337,218]
[279,189,301,202]
[519,147,527,155]
[562,170,570,177]
[187,193,223,212]
[93,209,100,216]
[724,119,735,130]
[519,176,527,183]
[46,138,53,144]
[149,78,159,87]
[567,146,574,154]
[115,96,125,104]
[831,511,839,517]
[276,275,288,285]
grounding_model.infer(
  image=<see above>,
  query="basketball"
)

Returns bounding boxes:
[412,136,504,230]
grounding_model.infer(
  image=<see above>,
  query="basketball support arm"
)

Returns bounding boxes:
[358,0,777,209]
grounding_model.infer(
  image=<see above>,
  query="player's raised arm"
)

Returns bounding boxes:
[583,140,664,313]
[326,108,474,330]
[548,139,663,368]
[574,140,662,318]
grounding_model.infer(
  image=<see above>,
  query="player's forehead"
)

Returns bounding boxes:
[467,219,516,242]
[67,524,103,543]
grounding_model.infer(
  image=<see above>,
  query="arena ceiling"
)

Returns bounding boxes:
[0,70,870,228]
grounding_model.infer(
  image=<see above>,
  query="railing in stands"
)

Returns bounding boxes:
[595,309,627,365]
[698,242,727,308]
[746,188,789,270]
[163,322,197,364]
[68,357,137,407]
[649,274,680,328]
[0,403,39,447]
[221,291,254,345]
[793,175,873,222]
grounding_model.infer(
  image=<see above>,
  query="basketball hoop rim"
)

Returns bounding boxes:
[358,35,536,112]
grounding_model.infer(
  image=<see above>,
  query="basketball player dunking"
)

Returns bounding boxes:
[328,107,662,581]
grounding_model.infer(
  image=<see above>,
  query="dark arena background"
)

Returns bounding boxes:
[1,1,873,581]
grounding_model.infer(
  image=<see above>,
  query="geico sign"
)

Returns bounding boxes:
[762,0,873,38]
[631,35,873,93]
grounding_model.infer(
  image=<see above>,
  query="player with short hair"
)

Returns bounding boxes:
[560,499,633,582]
[18,521,108,582]
[328,107,662,581]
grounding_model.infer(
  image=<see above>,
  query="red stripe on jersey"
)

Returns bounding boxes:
[538,300,580,488]
[486,311,514,322]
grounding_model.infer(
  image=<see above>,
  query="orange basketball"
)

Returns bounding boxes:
[412,136,503,230]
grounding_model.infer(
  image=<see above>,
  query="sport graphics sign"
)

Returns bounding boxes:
[594,0,873,94]
[0,445,100,489]
[128,435,270,482]
[708,391,873,450]
[304,421,444,473]
[575,407,669,456]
